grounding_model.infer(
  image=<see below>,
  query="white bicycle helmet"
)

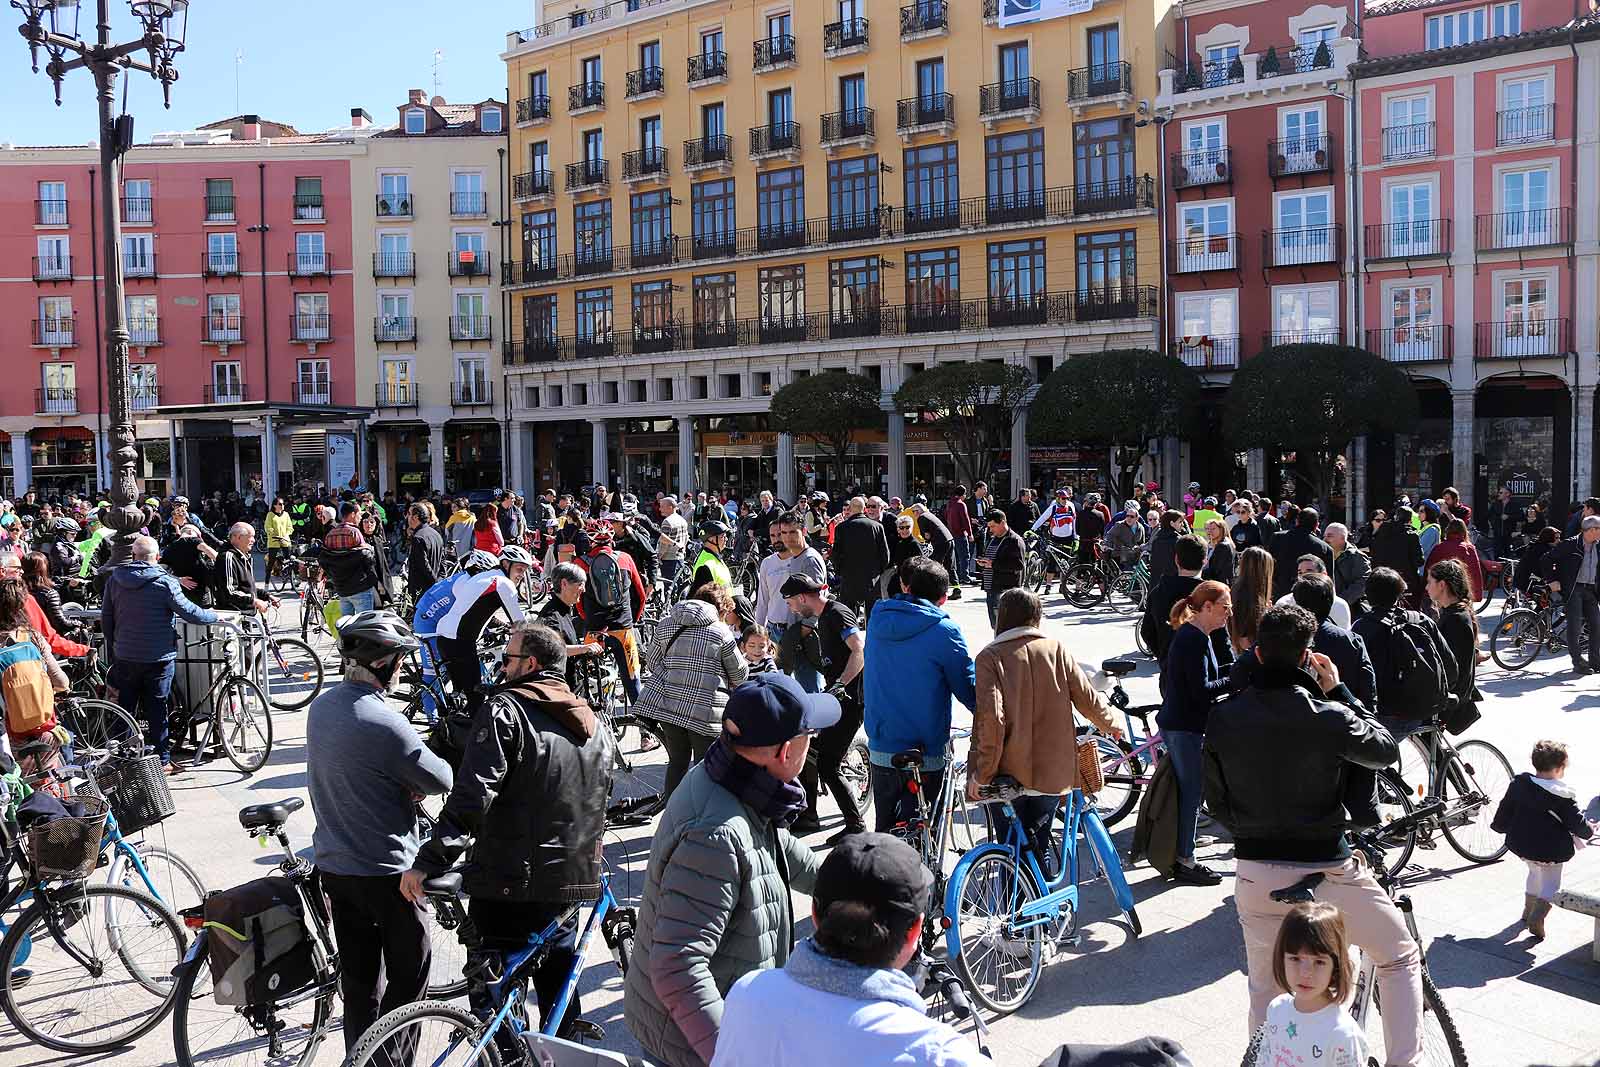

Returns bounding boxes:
[499,545,534,568]
[462,549,500,574]
[336,610,420,667]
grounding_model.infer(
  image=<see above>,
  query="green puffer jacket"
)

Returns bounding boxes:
[623,761,819,1067]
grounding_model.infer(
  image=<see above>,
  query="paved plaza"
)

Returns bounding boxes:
[5,591,1598,1067]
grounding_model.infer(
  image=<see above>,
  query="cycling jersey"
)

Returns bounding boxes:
[1031,501,1077,540]
[413,569,525,642]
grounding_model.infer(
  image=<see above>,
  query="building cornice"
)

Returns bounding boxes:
[502,0,724,61]
[1350,18,1600,78]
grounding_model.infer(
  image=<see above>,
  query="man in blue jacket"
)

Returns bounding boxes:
[862,556,977,831]
[103,535,220,772]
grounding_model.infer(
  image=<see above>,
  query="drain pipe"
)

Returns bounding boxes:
[1569,16,1581,504]
[88,166,107,492]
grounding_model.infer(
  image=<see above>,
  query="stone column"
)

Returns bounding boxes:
[1010,409,1031,498]
[1576,386,1597,503]
[232,436,243,493]
[260,415,276,498]
[590,418,609,489]
[1247,449,1266,492]
[776,432,796,503]
[428,423,446,494]
[677,416,696,500]
[375,431,393,496]
[1351,436,1368,525]
[10,434,30,498]
[166,420,179,495]
[886,408,906,500]
[1451,390,1475,498]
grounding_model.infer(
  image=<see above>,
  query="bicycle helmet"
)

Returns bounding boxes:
[336,610,420,668]
[52,517,80,537]
[700,519,732,539]
[462,549,500,574]
[499,545,534,568]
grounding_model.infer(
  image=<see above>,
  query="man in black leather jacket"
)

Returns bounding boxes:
[1203,605,1423,1067]
[403,504,445,602]
[213,522,273,617]
[402,622,614,1039]
[831,497,891,619]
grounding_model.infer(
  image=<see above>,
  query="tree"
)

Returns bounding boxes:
[767,371,883,491]
[1029,350,1203,500]
[1225,343,1418,511]
[895,361,1035,488]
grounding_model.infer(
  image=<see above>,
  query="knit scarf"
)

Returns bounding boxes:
[703,737,808,827]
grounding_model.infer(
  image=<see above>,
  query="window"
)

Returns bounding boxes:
[1501,167,1552,246]
[456,356,489,403]
[639,115,663,163]
[1425,4,1520,48]
[1087,24,1120,81]
[40,362,75,412]
[631,188,672,256]
[759,264,805,324]
[1178,200,1235,270]
[768,88,794,131]
[207,231,238,273]
[702,29,724,57]
[1387,284,1440,360]
[986,128,1044,216]
[522,294,558,352]
[35,235,69,278]
[828,155,879,239]
[1297,25,1336,51]
[294,231,325,274]
[633,279,675,343]
[575,287,614,349]
[380,359,413,404]
[294,176,324,220]
[574,199,612,267]
[692,178,736,256]
[719,373,743,400]
[1175,293,1237,365]
[530,70,548,100]
[378,173,411,215]
[130,363,159,408]
[37,295,72,345]
[452,171,486,215]
[693,273,736,336]
[207,294,241,341]
[906,247,959,307]
[999,41,1030,87]
[378,292,413,341]
[582,55,603,85]
[212,360,243,402]
[1181,119,1225,169]
[1274,285,1338,343]
[1500,76,1552,143]
[1499,275,1550,355]
[1383,95,1432,159]
[480,107,501,133]
[840,73,867,124]
[297,359,331,403]
[123,233,153,275]
[1073,116,1133,198]
[123,178,152,223]
[454,291,488,339]
[1274,190,1333,264]
[1277,107,1324,174]
[702,102,726,142]
[404,108,426,134]
[829,256,881,327]
[126,294,158,345]
[916,58,945,108]
[378,231,411,275]
[453,230,487,274]
[767,12,792,43]
[36,181,66,225]
[294,292,330,340]
[987,238,1046,305]
[640,40,661,71]
[522,210,557,275]
[757,166,804,244]
[1387,181,1437,255]
[205,178,234,220]
[1493,1,1520,36]
[1076,229,1136,296]
[904,142,958,230]
[582,128,604,163]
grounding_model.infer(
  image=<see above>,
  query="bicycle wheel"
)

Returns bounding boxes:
[950,852,1045,1015]
[1489,609,1544,671]
[1092,735,1144,830]
[1022,555,1044,593]
[1133,619,1152,659]
[1370,768,1417,880]
[345,999,501,1067]
[425,903,469,1000]
[1439,738,1513,863]
[1371,969,1468,1067]
[171,942,336,1067]
[1062,564,1105,608]
[108,843,208,919]
[0,884,185,1053]
[1109,572,1145,616]
[607,716,668,825]
[217,677,274,774]
[59,697,142,756]
[262,636,325,712]
[841,735,873,816]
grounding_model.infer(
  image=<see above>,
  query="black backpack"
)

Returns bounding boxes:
[1378,609,1454,721]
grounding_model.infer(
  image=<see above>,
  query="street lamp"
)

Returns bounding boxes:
[12,0,189,563]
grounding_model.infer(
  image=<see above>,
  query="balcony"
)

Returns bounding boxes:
[1171,148,1232,189]
[897,94,954,136]
[1263,225,1341,268]
[1367,324,1452,364]
[506,256,560,285]
[1264,329,1341,348]
[1068,62,1132,106]
[205,195,236,222]
[293,381,332,406]
[287,251,333,278]
[372,251,416,278]
[575,332,618,360]
[35,199,67,226]
[753,35,797,72]
[1475,207,1573,252]
[750,121,801,161]
[902,300,973,334]
[1476,317,1571,360]
[447,250,493,278]
[568,81,605,113]
[1171,232,1241,274]
[202,314,245,344]
[36,388,77,414]
[375,316,417,343]
[622,147,668,182]
[130,386,162,411]
[1381,122,1434,161]
[127,318,161,347]
[688,51,727,85]
[1174,59,1243,93]
[691,228,738,260]
[1364,220,1450,261]
[375,383,420,409]
[629,235,679,269]
[290,313,332,343]
[377,194,416,221]
[203,251,241,277]
[566,159,610,192]
[573,245,616,276]
[979,78,1040,124]
[452,381,494,407]
[1498,104,1555,146]
[516,95,551,124]
[828,304,890,340]
[513,170,553,202]
[625,66,664,99]
[983,0,998,22]
[823,17,869,56]
[450,315,493,341]
[1268,134,1334,178]
[900,199,962,234]
[293,193,325,221]
[684,134,733,171]
[123,251,157,278]
[989,292,1070,328]
[204,383,249,405]
[122,195,152,224]
[1256,44,1333,79]
[820,107,874,148]
[506,335,568,365]
[32,318,75,347]
[633,321,683,355]
[1075,286,1158,322]
[758,315,814,345]
[900,2,947,39]
[32,255,71,282]
[985,186,1069,225]
[1073,175,1154,216]
[828,207,889,244]
[1171,336,1240,370]
[450,191,488,217]
[756,219,809,253]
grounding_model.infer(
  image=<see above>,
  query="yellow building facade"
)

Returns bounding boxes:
[502,0,1171,500]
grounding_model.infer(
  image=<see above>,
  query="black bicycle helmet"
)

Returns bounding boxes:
[700,519,732,539]
[52,517,81,536]
[336,610,420,667]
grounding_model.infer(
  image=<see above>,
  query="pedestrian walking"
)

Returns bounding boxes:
[1491,740,1596,941]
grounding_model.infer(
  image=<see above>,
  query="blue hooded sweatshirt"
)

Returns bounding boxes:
[862,595,977,770]
[102,561,220,664]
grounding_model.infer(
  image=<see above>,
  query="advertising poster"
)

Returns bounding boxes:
[327,432,358,489]
[999,0,1095,26]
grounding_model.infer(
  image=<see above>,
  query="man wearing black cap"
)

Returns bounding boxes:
[781,572,867,841]
[711,833,984,1066]
[625,673,838,1067]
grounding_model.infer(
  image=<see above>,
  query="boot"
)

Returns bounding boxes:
[1528,898,1553,941]
[1521,894,1539,932]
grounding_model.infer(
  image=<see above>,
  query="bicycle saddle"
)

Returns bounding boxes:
[1101,658,1138,677]
[422,871,463,898]
[238,796,304,832]
[890,748,926,770]
[1269,872,1325,905]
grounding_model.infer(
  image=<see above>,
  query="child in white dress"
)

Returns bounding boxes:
[1254,902,1370,1067]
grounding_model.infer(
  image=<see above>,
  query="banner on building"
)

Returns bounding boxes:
[999,0,1094,26]
[327,432,358,489]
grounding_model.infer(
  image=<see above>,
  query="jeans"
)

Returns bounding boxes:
[801,693,865,829]
[983,793,1062,881]
[660,558,681,584]
[108,658,176,762]
[1164,730,1205,863]
[953,537,972,581]
[339,587,377,618]
[986,587,1001,630]
[870,763,944,833]
[656,719,713,799]
[768,622,821,693]
[1569,583,1600,666]
[468,898,582,1040]
[321,872,431,1055]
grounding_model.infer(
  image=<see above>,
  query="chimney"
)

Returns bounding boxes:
[408,88,426,105]
[240,114,261,141]
[350,107,372,128]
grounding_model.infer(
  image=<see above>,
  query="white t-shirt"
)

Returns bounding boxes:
[1254,995,1368,1067]
[1275,591,1352,630]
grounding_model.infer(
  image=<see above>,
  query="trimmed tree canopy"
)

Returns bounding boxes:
[767,371,883,488]
[895,361,1034,487]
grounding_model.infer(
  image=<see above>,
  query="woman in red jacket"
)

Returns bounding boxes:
[473,503,505,555]
[1424,517,1483,601]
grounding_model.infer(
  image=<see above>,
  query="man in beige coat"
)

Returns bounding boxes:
[967,587,1122,878]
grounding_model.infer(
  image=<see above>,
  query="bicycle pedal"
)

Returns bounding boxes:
[1415,834,1438,851]
[566,1020,606,1044]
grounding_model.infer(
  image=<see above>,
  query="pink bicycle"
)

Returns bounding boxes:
[1082,658,1166,828]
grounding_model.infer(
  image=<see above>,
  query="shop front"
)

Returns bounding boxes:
[1474,376,1568,518]
[446,423,503,493]
[618,424,678,497]
[383,425,433,496]
[1027,445,1112,499]
[30,427,97,496]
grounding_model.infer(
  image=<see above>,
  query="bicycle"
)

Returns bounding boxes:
[168,623,275,774]
[1369,720,1514,874]
[1082,658,1168,828]
[240,613,326,712]
[1475,556,1515,616]
[1021,532,1075,596]
[884,727,988,951]
[1490,579,1581,671]
[945,776,1141,1015]
[342,870,636,1067]
[1063,541,1146,615]
[570,645,670,826]
[295,559,338,652]
[1240,804,1468,1067]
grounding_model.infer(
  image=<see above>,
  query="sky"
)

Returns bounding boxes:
[0,0,540,145]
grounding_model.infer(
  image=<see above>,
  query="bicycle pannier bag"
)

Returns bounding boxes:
[204,875,320,1006]
[0,629,55,739]
[587,550,628,610]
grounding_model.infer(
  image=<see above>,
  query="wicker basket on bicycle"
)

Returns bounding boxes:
[22,793,108,881]
[94,753,177,835]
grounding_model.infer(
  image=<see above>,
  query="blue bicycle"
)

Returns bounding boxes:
[945,777,1140,1015]
[343,870,636,1067]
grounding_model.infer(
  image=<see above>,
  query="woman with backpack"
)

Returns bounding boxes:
[1427,559,1481,733]
[0,576,69,756]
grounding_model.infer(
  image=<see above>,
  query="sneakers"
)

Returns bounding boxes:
[1170,861,1223,886]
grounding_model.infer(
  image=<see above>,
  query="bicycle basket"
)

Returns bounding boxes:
[23,793,108,881]
[1076,736,1105,795]
[95,754,177,835]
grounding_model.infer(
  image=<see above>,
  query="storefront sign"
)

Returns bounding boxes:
[999,0,1094,26]
[326,432,357,489]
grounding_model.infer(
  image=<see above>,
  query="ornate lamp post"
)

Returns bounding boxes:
[12,0,188,562]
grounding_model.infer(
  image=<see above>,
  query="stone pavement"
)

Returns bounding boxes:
[6,590,1599,1067]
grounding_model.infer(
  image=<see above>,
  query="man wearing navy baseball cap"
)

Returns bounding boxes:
[625,673,839,1067]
